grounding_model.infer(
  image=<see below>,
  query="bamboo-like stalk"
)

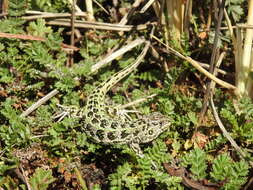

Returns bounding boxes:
[245,0,253,98]
[170,0,184,41]
[156,0,190,49]
[85,0,95,21]
[235,25,243,96]
[46,18,151,31]
[237,0,253,97]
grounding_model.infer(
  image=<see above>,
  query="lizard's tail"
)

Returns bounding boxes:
[98,41,150,93]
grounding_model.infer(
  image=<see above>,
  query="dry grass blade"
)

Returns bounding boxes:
[91,38,145,72]
[140,0,156,13]
[119,0,144,25]
[209,52,226,91]
[20,89,59,117]
[92,0,110,15]
[46,18,152,31]
[117,94,157,110]
[22,12,88,20]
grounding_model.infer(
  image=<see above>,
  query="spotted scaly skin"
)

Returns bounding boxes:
[82,42,170,157]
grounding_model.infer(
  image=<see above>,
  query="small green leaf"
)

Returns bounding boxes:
[187,112,198,125]
[29,168,56,190]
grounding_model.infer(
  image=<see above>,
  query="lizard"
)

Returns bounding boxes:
[80,41,171,157]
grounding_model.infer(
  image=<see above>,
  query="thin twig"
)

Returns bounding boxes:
[140,0,155,13]
[199,52,226,124]
[74,168,88,190]
[91,38,145,72]
[20,39,146,117]
[119,0,144,25]
[0,32,79,51]
[200,52,226,132]
[30,134,49,139]
[117,94,157,110]
[209,52,226,90]
[244,176,253,190]
[0,32,45,41]
[222,1,236,45]
[22,12,88,20]
[202,24,253,31]
[92,0,110,15]
[46,19,153,31]
[19,165,32,190]
[13,168,27,188]
[198,62,227,75]
[200,0,226,122]
[68,0,76,66]
[20,89,59,117]
[194,51,225,132]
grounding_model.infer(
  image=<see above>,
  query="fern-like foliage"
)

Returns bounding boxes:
[29,168,56,190]
[0,0,26,34]
[181,148,207,180]
[204,134,227,151]
[0,98,31,147]
[220,97,253,142]
[108,162,136,189]
[226,0,246,22]
[30,0,70,12]
[9,0,27,16]
[108,140,183,189]
[210,153,249,190]
[181,148,249,189]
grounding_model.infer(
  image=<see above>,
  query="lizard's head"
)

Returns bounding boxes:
[136,112,170,143]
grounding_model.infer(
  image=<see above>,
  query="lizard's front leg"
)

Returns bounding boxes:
[129,140,144,158]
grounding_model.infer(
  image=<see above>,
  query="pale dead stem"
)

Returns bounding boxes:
[85,0,95,21]
[119,0,144,25]
[19,166,32,190]
[46,19,152,31]
[92,0,110,15]
[68,0,76,66]
[20,89,59,117]
[22,11,88,20]
[201,24,253,31]
[209,52,226,92]
[140,0,156,13]
[0,32,79,51]
[23,11,152,31]
[117,94,157,110]
[91,38,145,72]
